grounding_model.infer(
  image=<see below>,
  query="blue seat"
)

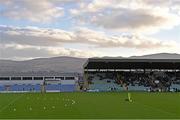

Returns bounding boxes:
[34,84,41,91]
[128,85,148,91]
[0,85,5,91]
[46,84,60,91]
[24,85,33,91]
[10,85,22,91]
[171,84,180,89]
[10,84,33,91]
[60,85,75,92]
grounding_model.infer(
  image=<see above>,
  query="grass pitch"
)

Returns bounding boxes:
[0,92,179,119]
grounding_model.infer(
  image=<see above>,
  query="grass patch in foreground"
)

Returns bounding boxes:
[0,92,179,119]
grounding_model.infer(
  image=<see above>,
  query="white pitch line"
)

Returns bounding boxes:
[0,94,24,113]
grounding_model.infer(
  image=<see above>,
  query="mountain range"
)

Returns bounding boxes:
[1,53,180,75]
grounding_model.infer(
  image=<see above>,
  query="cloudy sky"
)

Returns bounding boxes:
[0,0,180,60]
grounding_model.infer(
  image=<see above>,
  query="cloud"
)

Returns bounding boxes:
[74,28,176,49]
[0,25,178,60]
[0,43,98,60]
[0,0,64,23]
[139,0,180,8]
[92,8,180,33]
[0,25,176,49]
[139,0,171,7]
[1,0,180,32]
[1,0,179,60]
[0,25,75,46]
[70,0,180,33]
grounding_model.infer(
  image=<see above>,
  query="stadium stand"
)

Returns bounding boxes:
[0,85,5,91]
[84,58,180,92]
[46,84,60,91]
[60,85,76,92]
[0,73,80,92]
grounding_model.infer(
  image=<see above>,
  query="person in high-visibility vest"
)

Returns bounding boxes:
[128,92,133,102]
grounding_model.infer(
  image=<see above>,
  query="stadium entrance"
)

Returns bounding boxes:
[83,58,180,92]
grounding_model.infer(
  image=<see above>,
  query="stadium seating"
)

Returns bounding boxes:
[60,85,76,92]
[0,85,5,91]
[46,84,60,91]
[10,85,23,91]
[128,85,149,91]
[171,84,180,89]
[4,84,41,92]
[89,78,124,91]
[0,84,76,92]
[45,84,76,92]
[88,72,179,92]
[34,84,41,91]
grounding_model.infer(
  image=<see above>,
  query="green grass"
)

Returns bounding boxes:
[0,92,179,119]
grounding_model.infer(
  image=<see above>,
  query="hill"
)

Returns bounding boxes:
[0,53,180,74]
[0,56,87,74]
